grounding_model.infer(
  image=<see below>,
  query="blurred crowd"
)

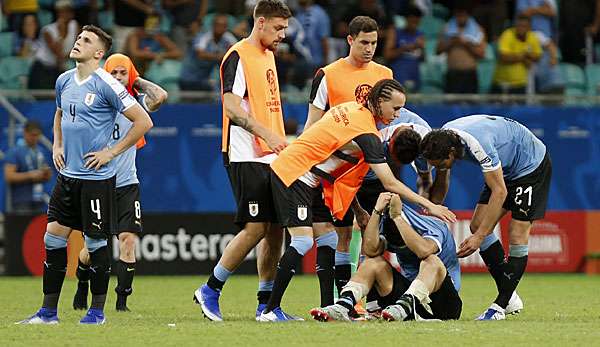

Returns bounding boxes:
[2,0,600,95]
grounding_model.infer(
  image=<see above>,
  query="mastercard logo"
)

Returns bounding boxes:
[21,215,47,276]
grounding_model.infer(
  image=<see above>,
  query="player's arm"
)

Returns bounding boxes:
[305,104,326,130]
[223,92,287,153]
[428,168,450,205]
[350,197,370,231]
[52,109,65,171]
[389,195,439,259]
[133,77,168,112]
[464,28,486,59]
[363,193,391,257]
[457,167,507,258]
[417,171,433,198]
[304,69,327,130]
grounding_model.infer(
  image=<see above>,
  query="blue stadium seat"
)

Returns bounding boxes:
[432,3,450,19]
[419,61,446,90]
[477,60,495,93]
[418,16,444,39]
[560,63,586,90]
[0,57,32,90]
[584,64,600,95]
[37,10,53,27]
[145,59,182,85]
[0,32,14,58]
[98,11,114,33]
[424,38,438,63]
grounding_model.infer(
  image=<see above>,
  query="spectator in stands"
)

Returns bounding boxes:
[559,0,600,65]
[384,6,424,92]
[3,121,52,214]
[14,14,40,59]
[113,0,156,52]
[491,15,542,94]
[437,5,487,94]
[275,16,313,89]
[2,0,39,33]
[179,13,236,91]
[534,31,564,94]
[213,0,246,16]
[125,15,183,75]
[162,0,208,53]
[516,0,557,40]
[28,0,79,90]
[72,0,100,27]
[296,0,331,67]
[472,0,508,42]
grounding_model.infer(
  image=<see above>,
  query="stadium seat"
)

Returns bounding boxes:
[418,16,444,39]
[419,61,446,90]
[560,63,586,90]
[419,84,443,94]
[424,39,438,62]
[98,11,114,33]
[483,44,495,61]
[37,10,53,27]
[393,15,406,29]
[477,60,495,93]
[201,13,238,32]
[432,3,450,19]
[0,32,14,58]
[584,64,600,95]
[145,59,182,85]
[162,82,181,103]
[0,57,32,90]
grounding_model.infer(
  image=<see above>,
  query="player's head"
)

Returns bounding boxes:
[347,16,378,64]
[252,0,291,51]
[104,53,140,96]
[366,79,406,125]
[70,25,112,63]
[453,1,471,27]
[420,129,465,170]
[23,120,42,147]
[515,14,531,39]
[213,14,229,39]
[389,126,422,165]
[405,6,423,32]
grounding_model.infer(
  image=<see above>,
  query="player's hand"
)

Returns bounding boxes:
[374,192,392,211]
[425,204,457,223]
[389,194,403,219]
[84,148,115,170]
[28,169,46,182]
[354,207,370,231]
[457,233,484,258]
[52,146,65,171]
[265,133,288,154]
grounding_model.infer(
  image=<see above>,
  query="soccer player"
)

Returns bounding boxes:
[17,25,153,325]
[194,0,292,322]
[305,16,393,294]
[310,193,462,322]
[72,53,168,312]
[257,79,456,322]
[420,114,552,320]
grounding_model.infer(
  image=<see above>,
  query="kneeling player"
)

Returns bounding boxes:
[310,193,462,322]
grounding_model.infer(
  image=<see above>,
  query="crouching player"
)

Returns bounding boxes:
[310,193,462,322]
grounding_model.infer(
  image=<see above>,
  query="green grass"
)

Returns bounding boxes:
[1,274,600,346]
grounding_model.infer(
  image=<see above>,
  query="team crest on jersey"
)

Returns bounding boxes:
[266,69,277,96]
[249,202,259,217]
[297,205,308,221]
[354,84,372,104]
[84,93,96,106]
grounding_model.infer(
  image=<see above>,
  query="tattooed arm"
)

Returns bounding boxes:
[133,77,168,112]
[222,92,287,153]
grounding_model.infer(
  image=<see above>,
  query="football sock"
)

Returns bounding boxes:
[334,251,352,295]
[89,246,110,311]
[42,233,68,310]
[264,246,304,312]
[495,245,528,308]
[115,260,135,297]
[257,281,273,305]
[479,239,506,292]
[336,291,356,312]
[316,232,337,307]
[207,263,232,292]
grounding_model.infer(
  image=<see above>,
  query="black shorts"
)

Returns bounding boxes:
[332,179,385,228]
[478,152,552,221]
[114,184,143,235]
[226,162,278,228]
[271,172,333,228]
[378,269,462,320]
[47,174,117,239]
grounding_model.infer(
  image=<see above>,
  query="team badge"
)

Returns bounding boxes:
[84,93,96,106]
[354,84,372,104]
[249,202,259,217]
[266,69,277,96]
[297,205,308,221]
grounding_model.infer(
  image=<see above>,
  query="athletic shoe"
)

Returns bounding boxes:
[193,284,222,322]
[506,292,523,315]
[476,303,506,321]
[79,308,106,325]
[16,308,59,325]
[257,307,304,322]
[116,295,130,312]
[364,309,383,321]
[310,304,351,322]
[382,294,416,322]
[73,282,89,310]
[255,303,267,321]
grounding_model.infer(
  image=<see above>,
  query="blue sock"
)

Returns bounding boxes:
[258,280,274,292]
[335,251,351,266]
[207,263,232,291]
[480,233,499,252]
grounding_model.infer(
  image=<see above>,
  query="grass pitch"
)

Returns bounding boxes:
[1,274,599,346]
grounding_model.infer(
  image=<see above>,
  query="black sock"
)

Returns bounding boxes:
[316,246,335,307]
[115,260,135,297]
[42,247,68,310]
[89,246,110,311]
[335,264,352,295]
[265,247,303,312]
[366,287,381,311]
[495,255,528,308]
[479,240,506,292]
[337,290,356,311]
[207,274,225,292]
[257,291,271,305]
[76,259,90,284]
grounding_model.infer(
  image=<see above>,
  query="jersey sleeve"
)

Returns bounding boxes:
[309,69,328,111]
[98,70,136,113]
[421,226,444,255]
[4,147,17,165]
[354,134,387,164]
[55,73,67,110]
[458,129,501,172]
[221,50,246,97]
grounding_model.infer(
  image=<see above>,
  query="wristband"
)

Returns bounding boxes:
[373,208,384,216]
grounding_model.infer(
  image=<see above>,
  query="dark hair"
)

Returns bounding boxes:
[366,79,406,117]
[389,127,422,164]
[420,129,465,161]
[254,0,292,19]
[348,16,378,37]
[516,14,531,23]
[82,24,112,52]
[405,6,423,18]
[24,120,42,133]
[18,13,40,39]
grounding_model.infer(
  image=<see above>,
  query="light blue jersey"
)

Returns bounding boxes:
[443,115,546,180]
[55,68,136,180]
[112,94,148,188]
[381,204,461,291]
